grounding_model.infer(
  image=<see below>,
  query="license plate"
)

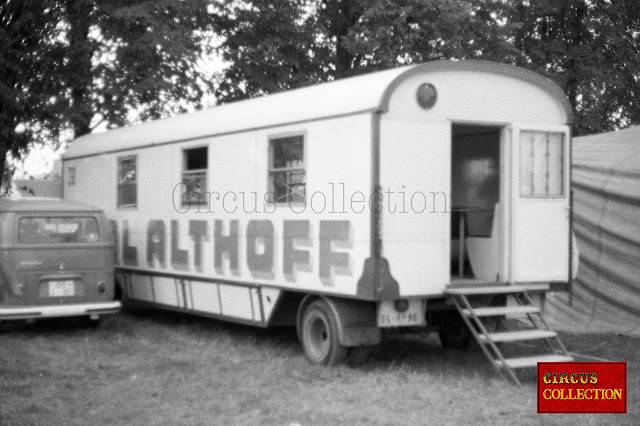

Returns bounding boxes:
[378,299,426,327]
[49,280,75,297]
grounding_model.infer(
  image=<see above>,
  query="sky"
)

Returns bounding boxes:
[13,144,65,179]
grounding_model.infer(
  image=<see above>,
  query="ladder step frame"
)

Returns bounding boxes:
[461,305,540,317]
[449,294,521,385]
[502,354,574,369]
[447,287,573,387]
[446,283,550,295]
[478,329,557,343]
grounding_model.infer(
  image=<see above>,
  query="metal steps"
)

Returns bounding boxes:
[445,284,573,387]
[501,354,574,369]
[446,283,550,295]
[461,305,539,317]
[478,329,557,343]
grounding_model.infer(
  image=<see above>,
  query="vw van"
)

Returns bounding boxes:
[0,198,120,325]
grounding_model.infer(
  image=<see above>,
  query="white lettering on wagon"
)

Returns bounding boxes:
[110,219,352,286]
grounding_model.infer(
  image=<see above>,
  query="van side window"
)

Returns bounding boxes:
[117,157,137,208]
[519,131,564,197]
[269,135,305,203]
[183,147,208,206]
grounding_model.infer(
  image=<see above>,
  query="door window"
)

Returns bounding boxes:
[519,131,564,197]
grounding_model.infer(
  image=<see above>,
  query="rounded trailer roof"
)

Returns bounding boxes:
[65,60,573,160]
[0,198,102,213]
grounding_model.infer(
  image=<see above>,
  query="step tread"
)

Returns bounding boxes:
[446,283,550,295]
[478,329,557,342]
[461,305,540,317]
[500,354,574,369]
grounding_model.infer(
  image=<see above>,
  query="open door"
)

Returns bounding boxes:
[511,125,571,282]
[450,124,502,283]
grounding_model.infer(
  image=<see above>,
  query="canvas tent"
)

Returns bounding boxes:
[546,126,640,336]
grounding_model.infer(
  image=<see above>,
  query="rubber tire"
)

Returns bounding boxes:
[301,299,348,366]
[438,312,471,350]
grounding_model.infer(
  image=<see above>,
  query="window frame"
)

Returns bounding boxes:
[519,130,566,199]
[67,166,76,186]
[268,132,307,205]
[182,145,209,207]
[117,155,138,209]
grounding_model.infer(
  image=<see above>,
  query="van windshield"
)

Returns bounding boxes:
[19,217,100,244]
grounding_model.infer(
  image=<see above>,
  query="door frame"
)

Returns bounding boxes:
[449,120,509,282]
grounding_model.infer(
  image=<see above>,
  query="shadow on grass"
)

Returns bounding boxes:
[1,316,103,334]
[1,307,515,385]
[120,306,509,384]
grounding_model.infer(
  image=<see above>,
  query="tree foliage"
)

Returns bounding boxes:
[213,0,324,102]
[512,0,640,135]
[342,0,519,70]
[1,1,59,185]
[2,0,639,190]
[214,0,640,136]
[0,0,213,188]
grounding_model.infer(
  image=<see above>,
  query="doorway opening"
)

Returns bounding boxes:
[450,124,502,283]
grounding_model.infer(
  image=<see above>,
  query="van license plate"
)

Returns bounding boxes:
[49,280,75,297]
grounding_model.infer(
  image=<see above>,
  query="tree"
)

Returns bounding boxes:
[314,0,368,77]
[0,1,59,189]
[213,0,389,103]
[213,0,323,103]
[213,0,518,102]
[512,0,640,135]
[214,0,640,135]
[341,0,518,71]
[0,0,214,190]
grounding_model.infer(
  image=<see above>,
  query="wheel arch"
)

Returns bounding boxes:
[297,295,381,347]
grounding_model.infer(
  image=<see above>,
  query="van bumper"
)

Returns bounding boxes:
[0,301,121,320]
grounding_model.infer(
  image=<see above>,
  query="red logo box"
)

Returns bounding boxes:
[537,362,627,414]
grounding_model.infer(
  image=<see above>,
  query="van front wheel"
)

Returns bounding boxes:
[301,300,347,366]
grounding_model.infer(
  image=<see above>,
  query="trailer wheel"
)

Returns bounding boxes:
[301,299,347,366]
[438,312,471,350]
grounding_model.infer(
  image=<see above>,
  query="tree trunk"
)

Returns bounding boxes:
[564,0,587,134]
[66,0,94,138]
[0,142,10,194]
[321,0,365,78]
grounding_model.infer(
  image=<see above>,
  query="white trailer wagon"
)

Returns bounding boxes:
[63,60,577,384]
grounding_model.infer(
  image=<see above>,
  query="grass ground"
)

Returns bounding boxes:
[0,309,637,425]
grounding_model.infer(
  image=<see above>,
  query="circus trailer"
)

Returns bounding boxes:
[62,61,576,373]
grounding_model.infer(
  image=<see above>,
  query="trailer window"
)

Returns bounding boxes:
[183,147,208,206]
[117,157,137,208]
[520,131,564,197]
[67,167,76,186]
[269,135,305,203]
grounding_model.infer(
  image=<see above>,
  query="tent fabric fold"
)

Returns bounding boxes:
[545,126,640,336]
